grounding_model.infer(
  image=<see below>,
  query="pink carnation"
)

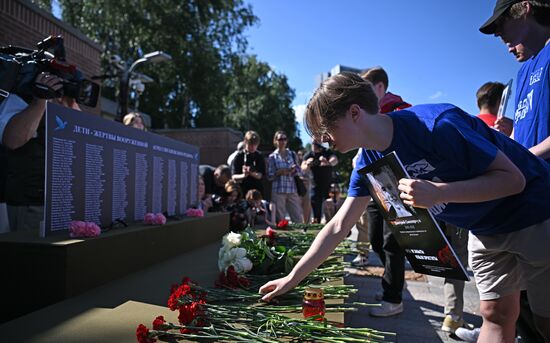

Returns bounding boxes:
[144,213,156,224]
[153,213,167,225]
[185,208,204,217]
[69,220,101,238]
[144,212,167,225]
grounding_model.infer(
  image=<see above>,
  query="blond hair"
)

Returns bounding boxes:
[305,72,379,140]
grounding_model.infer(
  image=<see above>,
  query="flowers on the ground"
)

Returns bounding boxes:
[68,221,101,238]
[135,324,156,343]
[144,213,166,225]
[215,265,250,289]
[138,275,393,342]
[218,228,294,278]
[266,226,276,239]
[152,316,167,331]
[184,208,204,217]
[218,233,253,275]
[167,277,208,334]
[276,219,289,229]
[135,225,396,342]
[222,231,242,249]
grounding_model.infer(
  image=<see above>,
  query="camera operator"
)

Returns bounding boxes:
[302,140,338,223]
[0,72,80,233]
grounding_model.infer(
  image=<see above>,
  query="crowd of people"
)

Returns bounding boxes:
[1,0,548,342]
[196,128,344,231]
[259,1,550,343]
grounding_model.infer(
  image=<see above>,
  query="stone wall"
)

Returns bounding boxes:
[0,0,102,114]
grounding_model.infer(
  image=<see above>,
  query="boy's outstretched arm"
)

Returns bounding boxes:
[398,150,526,208]
[259,195,370,302]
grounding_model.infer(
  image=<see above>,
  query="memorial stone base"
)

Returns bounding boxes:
[0,213,229,323]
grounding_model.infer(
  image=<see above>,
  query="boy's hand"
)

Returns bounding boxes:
[259,275,297,302]
[398,178,443,208]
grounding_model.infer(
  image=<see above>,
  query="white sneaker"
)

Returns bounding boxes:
[369,301,403,317]
[455,327,480,342]
[351,253,368,267]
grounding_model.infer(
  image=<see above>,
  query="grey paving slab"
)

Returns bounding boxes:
[344,246,482,343]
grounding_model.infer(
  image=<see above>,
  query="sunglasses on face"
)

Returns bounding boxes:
[277,137,287,141]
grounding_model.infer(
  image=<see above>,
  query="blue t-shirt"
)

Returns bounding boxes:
[0,94,28,145]
[349,103,550,235]
[513,42,550,159]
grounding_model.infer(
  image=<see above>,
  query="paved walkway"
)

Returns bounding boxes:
[344,229,482,343]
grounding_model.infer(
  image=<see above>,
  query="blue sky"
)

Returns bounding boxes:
[243,0,520,141]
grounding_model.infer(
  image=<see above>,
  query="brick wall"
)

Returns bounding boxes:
[0,0,102,114]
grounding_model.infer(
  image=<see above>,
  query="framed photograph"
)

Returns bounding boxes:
[359,152,469,281]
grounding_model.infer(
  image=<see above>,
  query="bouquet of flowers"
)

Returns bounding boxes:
[137,277,394,343]
[217,228,294,282]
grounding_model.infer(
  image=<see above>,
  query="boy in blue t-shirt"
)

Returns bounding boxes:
[479,1,550,341]
[487,0,550,164]
[259,72,550,342]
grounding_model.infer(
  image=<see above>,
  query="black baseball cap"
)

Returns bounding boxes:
[479,0,521,34]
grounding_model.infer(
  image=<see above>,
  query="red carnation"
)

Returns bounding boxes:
[168,277,206,313]
[168,283,192,311]
[238,275,251,288]
[178,300,206,333]
[277,219,289,229]
[214,271,228,288]
[152,316,166,330]
[214,266,250,289]
[136,324,156,343]
[266,227,276,239]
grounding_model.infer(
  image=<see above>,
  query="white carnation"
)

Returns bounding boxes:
[217,246,251,273]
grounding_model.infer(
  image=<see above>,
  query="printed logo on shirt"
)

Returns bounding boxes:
[405,161,447,215]
[515,89,534,123]
[529,67,543,86]
[405,159,435,178]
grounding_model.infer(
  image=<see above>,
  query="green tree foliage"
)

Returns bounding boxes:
[224,55,300,150]
[59,0,257,129]
[31,0,52,12]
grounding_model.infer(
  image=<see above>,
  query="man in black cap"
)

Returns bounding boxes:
[455,2,550,343]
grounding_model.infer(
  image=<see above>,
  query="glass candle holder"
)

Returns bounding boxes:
[302,287,325,320]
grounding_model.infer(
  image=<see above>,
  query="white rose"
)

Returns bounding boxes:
[223,232,242,249]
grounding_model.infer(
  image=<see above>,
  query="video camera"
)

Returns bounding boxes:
[0,35,100,107]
